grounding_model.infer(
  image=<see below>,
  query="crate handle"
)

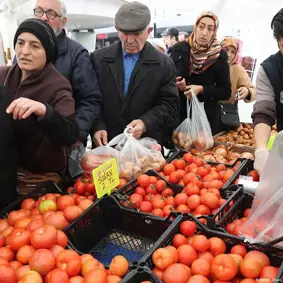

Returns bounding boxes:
[263,235,283,247]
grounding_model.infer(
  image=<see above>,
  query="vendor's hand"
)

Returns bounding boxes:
[127,119,146,139]
[237,87,249,100]
[6,97,46,120]
[93,130,108,146]
[176,76,186,91]
[184,85,203,98]
[254,148,269,175]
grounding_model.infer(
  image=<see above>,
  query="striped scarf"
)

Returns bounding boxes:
[188,11,222,75]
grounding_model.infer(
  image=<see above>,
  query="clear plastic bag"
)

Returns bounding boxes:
[190,91,214,151]
[108,128,166,181]
[68,143,86,178]
[173,98,193,150]
[80,146,120,174]
[239,131,283,247]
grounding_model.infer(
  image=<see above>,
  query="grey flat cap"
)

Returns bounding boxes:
[115,1,151,33]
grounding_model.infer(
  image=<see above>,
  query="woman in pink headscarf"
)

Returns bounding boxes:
[171,11,231,135]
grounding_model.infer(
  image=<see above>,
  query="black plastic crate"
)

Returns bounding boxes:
[141,214,283,280]
[64,197,175,268]
[211,193,254,232]
[111,167,244,222]
[121,266,162,283]
[0,182,62,218]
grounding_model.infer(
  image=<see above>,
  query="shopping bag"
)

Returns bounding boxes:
[173,98,193,150]
[239,130,283,246]
[190,91,214,151]
[109,128,165,181]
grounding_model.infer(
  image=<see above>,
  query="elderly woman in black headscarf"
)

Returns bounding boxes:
[0,18,79,179]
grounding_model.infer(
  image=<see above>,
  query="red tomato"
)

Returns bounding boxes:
[56,250,82,277]
[139,201,153,212]
[169,171,182,184]
[7,228,31,252]
[152,209,165,217]
[74,181,85,195]
[137,174,150,188]
[129,194,143,209]
[161,188,174,198]
[134,186,146,197]
[30,225,57,249]
[145,185,157,195]
[180,220,197,236]
[155,180,167,192]
[172,234,188,248]
[174,193,188,206]
[163,164,176,176]
[183,153,194,163]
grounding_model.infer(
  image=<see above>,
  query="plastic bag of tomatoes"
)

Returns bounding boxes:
[240,131,283,247]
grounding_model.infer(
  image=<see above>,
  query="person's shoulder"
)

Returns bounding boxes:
[46,64,72,91]
[66,35,87,54]
[173,41,190,53]
[91,42,119,60]
[218,49,228,61]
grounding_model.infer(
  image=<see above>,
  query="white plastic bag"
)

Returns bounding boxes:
[108,128,166,181]
[173,98,193,150]
[190,91,214,151]
[240,131,283,246]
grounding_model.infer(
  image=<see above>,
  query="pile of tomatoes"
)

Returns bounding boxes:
[119,167,234,220]
[150,219,279,283]
[158,153,239,187]
[70,173,127,197]
[0,221,130,282]
[2,192,94,234]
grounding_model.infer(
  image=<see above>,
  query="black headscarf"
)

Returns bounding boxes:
[14,18,58,64]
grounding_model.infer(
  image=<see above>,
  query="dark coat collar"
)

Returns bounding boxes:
[57,29,68,55]
[101,41,159,64]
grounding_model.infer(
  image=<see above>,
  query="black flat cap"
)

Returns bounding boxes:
[115,1,151,33]
[162,27,179,37]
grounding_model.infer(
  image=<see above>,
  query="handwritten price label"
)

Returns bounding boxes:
[92,158,120,199]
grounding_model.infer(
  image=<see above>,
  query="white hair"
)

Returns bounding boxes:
[57,0,67,17]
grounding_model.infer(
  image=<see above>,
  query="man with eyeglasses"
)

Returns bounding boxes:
[29,0,102,145]
[33,0,102,177]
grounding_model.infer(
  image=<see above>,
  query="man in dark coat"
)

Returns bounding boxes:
[91,1,179,146]
[31,0,102,145]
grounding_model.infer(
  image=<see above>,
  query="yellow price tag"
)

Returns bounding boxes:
[92,158,120,199]
[267,135,276,150]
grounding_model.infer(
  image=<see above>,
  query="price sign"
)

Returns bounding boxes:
[92,158,120,199]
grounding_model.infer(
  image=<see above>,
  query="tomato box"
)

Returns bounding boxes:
[208,193,254,237]
[222,159,259,188]
[111,170,244,222]
[121,265,162,283]
[161,149,243,190]
[0,181,63,218]
[140,214,283,282]
[63,197,178,268]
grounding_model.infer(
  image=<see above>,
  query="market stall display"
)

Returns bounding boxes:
[214,123,277,148]
[190,144,254,164]
[140,215,283,283]
[112,169,243,221]
[159,151,241,188]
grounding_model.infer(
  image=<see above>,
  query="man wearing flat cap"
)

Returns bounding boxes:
[91,1,179,147]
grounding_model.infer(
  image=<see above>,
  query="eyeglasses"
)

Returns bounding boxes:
[33,8,61,20]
